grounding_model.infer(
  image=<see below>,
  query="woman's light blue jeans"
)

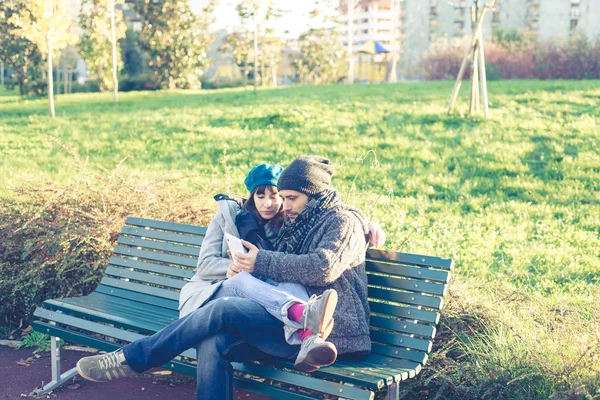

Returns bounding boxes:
[214,271,309,344]
[122,296,299,400]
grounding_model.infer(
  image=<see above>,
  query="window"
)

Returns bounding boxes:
[492,11,500,23]
[570,19,578,30]
[570,5,580,19]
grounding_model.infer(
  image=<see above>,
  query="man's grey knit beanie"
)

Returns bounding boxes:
[277,155,335,196]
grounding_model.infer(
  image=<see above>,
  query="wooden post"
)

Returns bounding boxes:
[478,27,489,117]
[469,3,479,114]
[111,0,118,102]
[448,0,498,114]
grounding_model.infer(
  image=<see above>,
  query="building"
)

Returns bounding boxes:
[337,0,600,79]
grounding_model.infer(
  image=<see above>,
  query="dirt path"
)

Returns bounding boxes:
[1,345,269,399]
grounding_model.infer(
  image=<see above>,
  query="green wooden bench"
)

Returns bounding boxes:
[32,216,453,399]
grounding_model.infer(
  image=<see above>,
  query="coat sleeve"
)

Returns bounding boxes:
[253,212,366,287]
[194,211,231,281]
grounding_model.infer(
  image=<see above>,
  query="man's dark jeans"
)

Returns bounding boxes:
[122,297,299,400]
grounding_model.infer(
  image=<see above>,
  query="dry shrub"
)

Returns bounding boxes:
[0,137,214,328]
[420,34,600,81]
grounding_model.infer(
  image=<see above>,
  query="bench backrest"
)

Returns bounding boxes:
[104,217,453,366]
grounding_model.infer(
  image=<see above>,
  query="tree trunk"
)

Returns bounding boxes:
[111,0,119,102]
[348,0,354,84]
[388,0,398,82]
[253,19,258,94]
[48,47,55,118]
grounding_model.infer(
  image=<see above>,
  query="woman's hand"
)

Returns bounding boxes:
[226,262,241,279]
[233,240,258,273]
[367,222,386,248]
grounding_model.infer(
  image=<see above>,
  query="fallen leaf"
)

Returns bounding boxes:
[66,384,80,390]
[16,360,31,367]
[21,326,33,336]
[7,342,17,348]
[151,370,172,376]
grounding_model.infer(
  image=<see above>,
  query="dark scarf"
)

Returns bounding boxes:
[275,189,342,254]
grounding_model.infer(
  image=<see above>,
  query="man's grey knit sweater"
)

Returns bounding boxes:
[254,205,371,355]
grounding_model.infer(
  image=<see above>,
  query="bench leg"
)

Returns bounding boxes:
[31,336,79,395]
[386,382,399,400]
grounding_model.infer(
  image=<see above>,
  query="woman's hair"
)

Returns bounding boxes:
[243,184,283,224]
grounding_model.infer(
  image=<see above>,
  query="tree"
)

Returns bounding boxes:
[134,0,216,90]
[10,0,77,117]
[220,29,253,85]
[293,6,347,85]
[78,0,127,99]
[261,1,284,87]
[232,0,284,90]
[0,0,45,96]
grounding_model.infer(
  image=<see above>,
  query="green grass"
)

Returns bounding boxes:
[1,81,599,398]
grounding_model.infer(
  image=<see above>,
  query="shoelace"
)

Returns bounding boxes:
[98,352,121,371]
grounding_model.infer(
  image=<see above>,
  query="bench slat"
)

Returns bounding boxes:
[369,328,432,353]
[370,342,428,364]
[126,217,208,236]
[43,299,172,334]
[51,294,178,323]
[95,285,180,310]
[368,287,443,310]
[109,256,195,279]
[370,315,436,339]
[34,307,146,343]
[121,225,204,246]
[113,246,198,268]
[367,249,454,271]
[367,261,450,283]
[263,357,389,389]
[117,236,201,257]
[235,378,322,400]
[100,277,180,301]
[369,301,440,324]
[105,266,186,290]
[234,363,374,400]
[87,292,178,319]
[368,274,446,296]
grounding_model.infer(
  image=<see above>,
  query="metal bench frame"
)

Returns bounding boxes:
[33,217,453,399]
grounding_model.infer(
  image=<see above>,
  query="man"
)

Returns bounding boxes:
[76,155,372,400]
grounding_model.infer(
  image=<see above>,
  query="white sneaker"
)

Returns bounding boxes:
[294,335,337,372]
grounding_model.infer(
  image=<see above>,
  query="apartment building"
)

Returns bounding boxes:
[338,0,600,79]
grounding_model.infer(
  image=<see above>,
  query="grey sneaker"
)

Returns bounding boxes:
[76,349,135,382]
[294,335,338,372]
[300,289,338,339]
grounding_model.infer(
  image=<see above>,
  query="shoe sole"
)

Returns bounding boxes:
[318,289,338,340]
[294,343,338,373]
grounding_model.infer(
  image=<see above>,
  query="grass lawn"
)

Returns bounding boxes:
[1,81,599,399]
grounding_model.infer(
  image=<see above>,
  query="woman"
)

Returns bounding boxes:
[179,164,341,371]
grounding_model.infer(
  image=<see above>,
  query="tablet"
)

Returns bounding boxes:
[225,233,247,256]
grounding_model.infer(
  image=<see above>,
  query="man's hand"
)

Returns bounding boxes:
[233,240,258,273]
[367,222,386,248]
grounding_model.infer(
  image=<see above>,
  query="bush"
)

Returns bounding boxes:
[0,137,212,328]
[420,34,600,80]
[200,79,244,90]
[119,76,161,92]
[70,80,101,93]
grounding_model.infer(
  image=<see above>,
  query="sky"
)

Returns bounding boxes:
[189,0,340,38]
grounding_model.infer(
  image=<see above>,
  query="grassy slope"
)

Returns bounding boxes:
[1,81,599,397]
